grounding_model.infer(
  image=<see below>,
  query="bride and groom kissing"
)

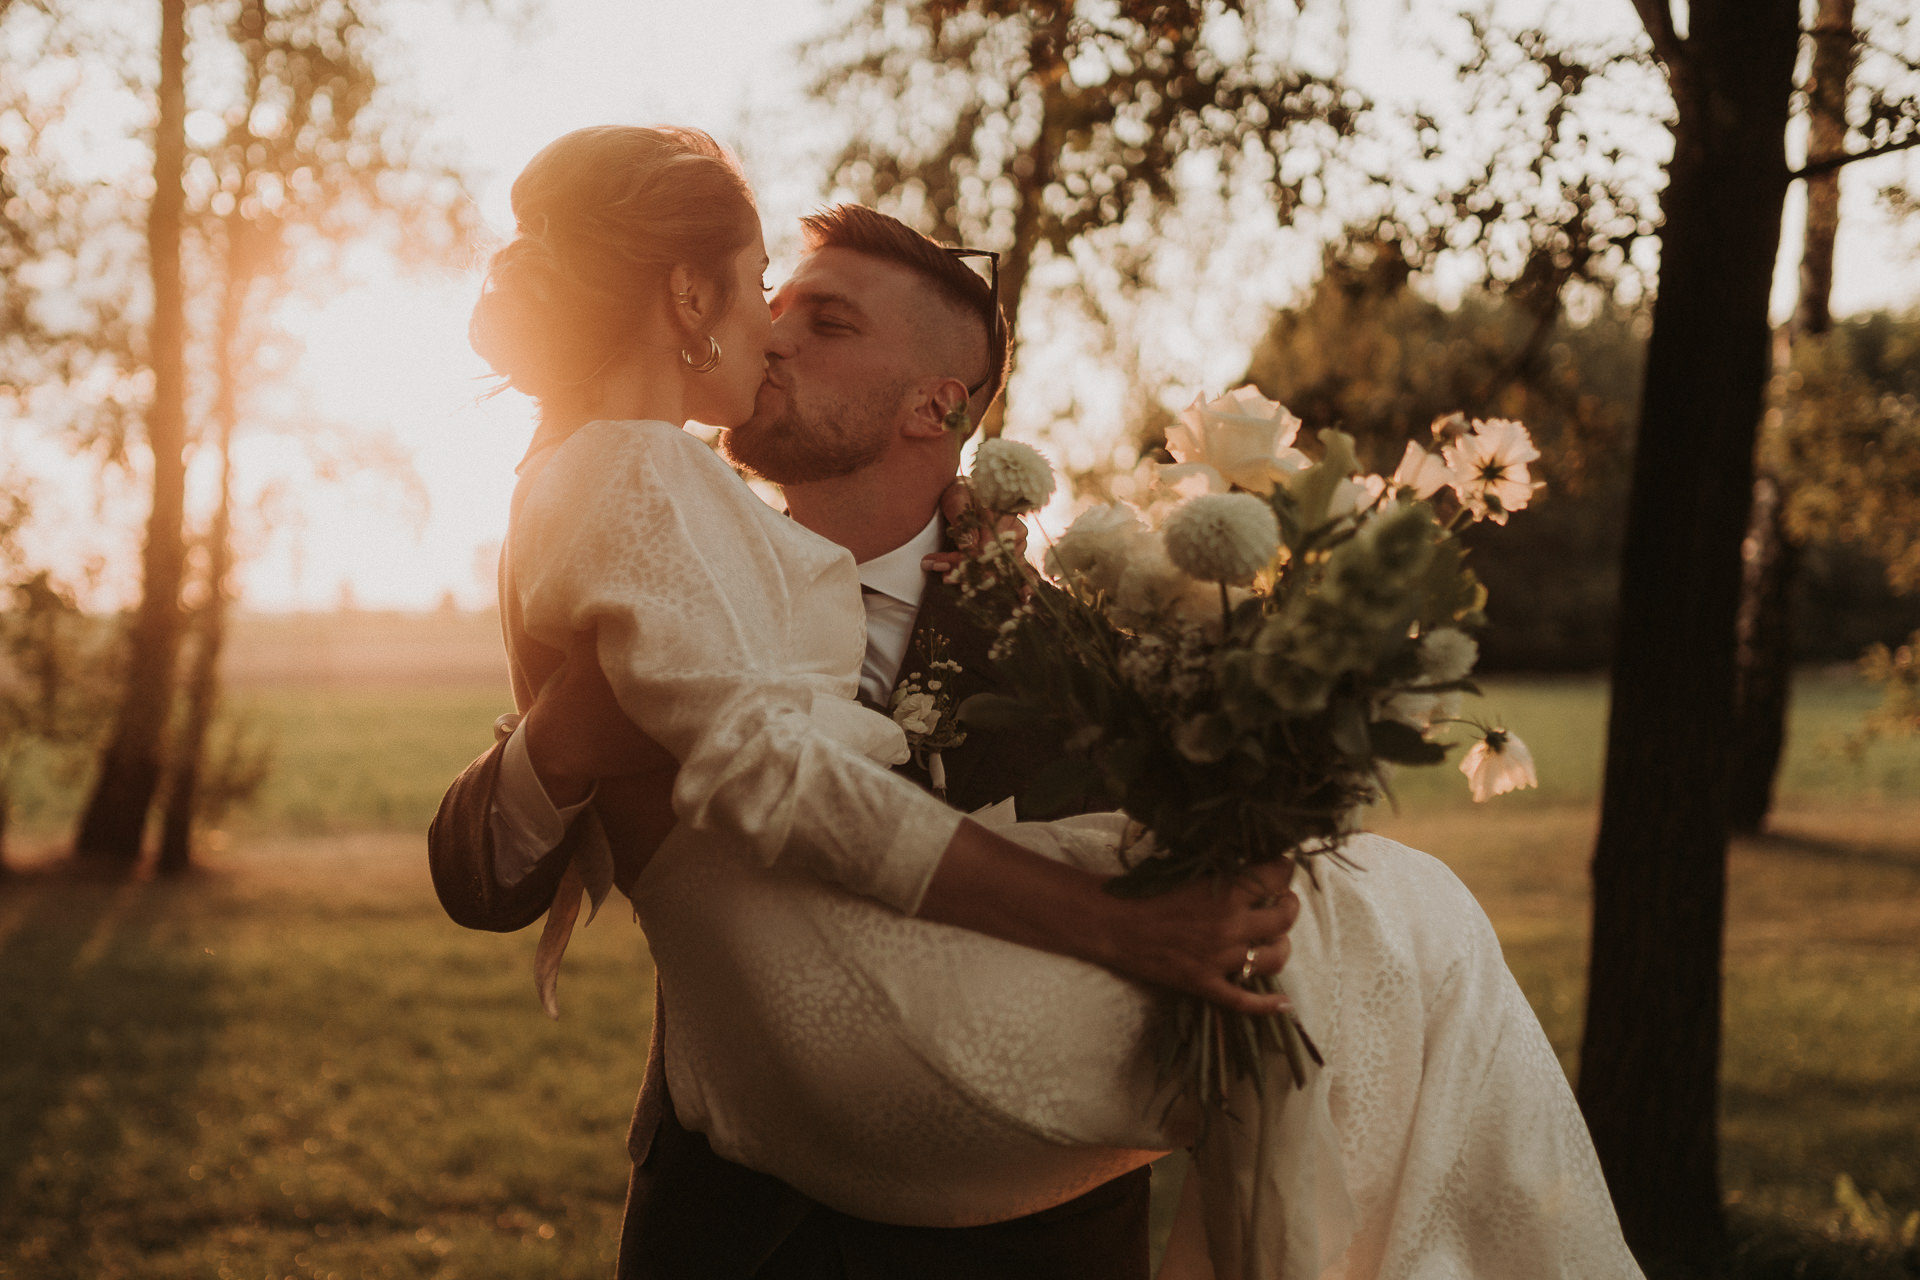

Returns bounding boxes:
[428,125,1643,1279]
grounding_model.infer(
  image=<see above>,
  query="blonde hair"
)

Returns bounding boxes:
[469,126,758,418]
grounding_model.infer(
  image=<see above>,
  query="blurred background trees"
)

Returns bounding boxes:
[807,0,1366,436]
[3,0,473,872]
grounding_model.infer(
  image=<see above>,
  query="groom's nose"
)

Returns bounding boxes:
[765,317,800,361]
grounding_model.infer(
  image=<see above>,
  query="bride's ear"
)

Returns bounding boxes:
[666,264,711,337]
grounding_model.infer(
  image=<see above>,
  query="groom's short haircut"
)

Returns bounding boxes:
[799,204,1010,419]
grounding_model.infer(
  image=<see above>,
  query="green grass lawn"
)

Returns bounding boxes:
[3,661,1919,1276]
[0,838,650,1279]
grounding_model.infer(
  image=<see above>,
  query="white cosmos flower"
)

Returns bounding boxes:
[1443,418,1541,524]
[969,438,1056,515]
[1390,441,1454,499]
[1418,628,1479,683]
[1460,728,1538,802]
[1164,386,1309,495]
[1162,493,1282,586]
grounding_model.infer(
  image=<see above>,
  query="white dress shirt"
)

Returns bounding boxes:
[490,512,944,887]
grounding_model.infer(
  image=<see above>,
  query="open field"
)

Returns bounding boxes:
[3,807,1917,1278]
[13,612,1920,840]
[3,612,1918,1275]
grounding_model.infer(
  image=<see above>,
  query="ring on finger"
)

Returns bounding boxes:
[1238,945,1259,983]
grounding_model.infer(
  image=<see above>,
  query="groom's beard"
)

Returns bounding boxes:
[722,376,903,484]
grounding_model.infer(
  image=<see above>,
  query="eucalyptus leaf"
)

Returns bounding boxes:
[957,692,1040,732]
[1368,718,1450,765]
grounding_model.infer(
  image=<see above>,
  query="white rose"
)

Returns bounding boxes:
[969,438,1056,515]
[1380,689,1463,731]
[1418,628,1479,683]
[1326,473,1388,521]
[1161,493,1282,586]
[891,690,941,736]
[1164,386,1307,496]
[1111,534,1212,624]
[1047,503,1148,598]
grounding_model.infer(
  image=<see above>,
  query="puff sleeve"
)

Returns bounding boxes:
[510,420,962,915]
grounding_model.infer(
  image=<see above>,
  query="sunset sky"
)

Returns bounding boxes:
[13,0,1920,612]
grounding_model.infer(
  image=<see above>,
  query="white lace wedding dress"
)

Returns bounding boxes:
[509,418,1644,1279]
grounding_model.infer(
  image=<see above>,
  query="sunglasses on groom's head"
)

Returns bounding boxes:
[944,246,1001,398]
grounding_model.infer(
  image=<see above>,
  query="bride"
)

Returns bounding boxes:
[462,124,1643,1278]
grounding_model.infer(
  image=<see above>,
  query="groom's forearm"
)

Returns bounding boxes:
[917,820,1298,1016]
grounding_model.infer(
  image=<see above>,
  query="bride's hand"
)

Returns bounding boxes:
[1100,862,1301,1015]
[523,629,677,804]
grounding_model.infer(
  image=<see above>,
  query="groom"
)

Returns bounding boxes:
[429,204,1299,1278]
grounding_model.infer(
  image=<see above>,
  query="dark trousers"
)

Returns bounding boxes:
[617,1103,1152,1280]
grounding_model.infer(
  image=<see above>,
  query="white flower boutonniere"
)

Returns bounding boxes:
[890,633,969,799]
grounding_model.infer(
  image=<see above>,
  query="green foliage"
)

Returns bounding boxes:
[1779,315,1920,591]
[810,1,1360,248]
[1240,247,1644,672]
[0,491,116,859]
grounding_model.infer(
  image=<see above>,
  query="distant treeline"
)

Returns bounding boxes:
[1235,246,1920,673]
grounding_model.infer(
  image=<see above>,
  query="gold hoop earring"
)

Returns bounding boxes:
[682,335,722,374]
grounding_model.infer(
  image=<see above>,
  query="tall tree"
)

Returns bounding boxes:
[1575,1,1800,1271]
[807,0,1363,434]
[50,0,471,871]
[150,0,469,872]
[73,0,190,864]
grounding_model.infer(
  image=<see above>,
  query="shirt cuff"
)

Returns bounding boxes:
[490,720,594,887]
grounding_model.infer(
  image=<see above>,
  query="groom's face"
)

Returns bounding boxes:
[721,247,922,484]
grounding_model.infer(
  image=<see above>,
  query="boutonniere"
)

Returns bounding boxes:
[890,632,968,799]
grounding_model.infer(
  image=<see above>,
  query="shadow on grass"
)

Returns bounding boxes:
[1730,1212,1920,1280]
[1749,831,1920,873]
[0,866,221,1270]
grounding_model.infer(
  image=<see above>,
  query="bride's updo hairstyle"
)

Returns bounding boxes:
[470,126,758,420]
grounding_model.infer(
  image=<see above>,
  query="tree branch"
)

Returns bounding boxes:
[1793,131,1920,180]
[1629,0,1686,73]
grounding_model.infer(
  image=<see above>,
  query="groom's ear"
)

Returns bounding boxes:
[903,377,972,441]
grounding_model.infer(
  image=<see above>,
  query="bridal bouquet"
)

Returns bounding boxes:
[951,389,1541,1113]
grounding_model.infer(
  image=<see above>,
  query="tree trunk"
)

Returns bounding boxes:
[73,0,190,865]
[1728,0,1855,835]
[1576,1,1799,1274]
[979,7,1069,439]
[158,255,250,876]
[1729,474,1799,832]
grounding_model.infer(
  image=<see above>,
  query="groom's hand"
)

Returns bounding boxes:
[918,822,1300,1016]
[523,629,677,806]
